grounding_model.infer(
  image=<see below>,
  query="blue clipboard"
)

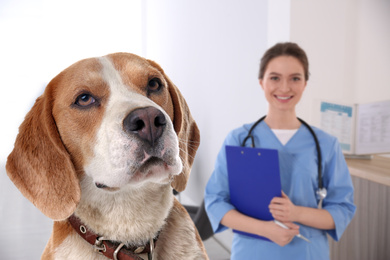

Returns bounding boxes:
[226,145,282,241]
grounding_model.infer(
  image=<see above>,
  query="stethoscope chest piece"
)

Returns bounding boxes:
[316,187,327,200]
[316,187,327,209]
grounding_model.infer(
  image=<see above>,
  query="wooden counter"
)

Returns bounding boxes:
[346,155,390,186]
[330,155,390,260]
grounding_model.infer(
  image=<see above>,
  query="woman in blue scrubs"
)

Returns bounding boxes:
[204,42,356,260]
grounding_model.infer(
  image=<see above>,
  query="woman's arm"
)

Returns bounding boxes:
[221,209,300,246]
[269,191,335,230]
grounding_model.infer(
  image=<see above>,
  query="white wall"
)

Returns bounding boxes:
[143,0,270,207]
[354,0,390,104]
[290,0,390,127]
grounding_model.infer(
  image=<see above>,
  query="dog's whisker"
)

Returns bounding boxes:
[180,145,199,154]
[178,140,200,147]
[177,138,201,145]
[178,140,200,152]
[178,147,196,161]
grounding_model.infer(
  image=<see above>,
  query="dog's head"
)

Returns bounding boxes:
[6,53,200,220]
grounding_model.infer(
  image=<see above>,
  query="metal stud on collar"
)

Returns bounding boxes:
[79,225,87,234]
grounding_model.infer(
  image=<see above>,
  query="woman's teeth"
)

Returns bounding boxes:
[276,96,292,100]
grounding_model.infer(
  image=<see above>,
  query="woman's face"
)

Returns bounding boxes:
[259,55,307,114]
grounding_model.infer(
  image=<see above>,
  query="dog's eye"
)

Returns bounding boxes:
[75,93,96,107]
[147,78,163,94]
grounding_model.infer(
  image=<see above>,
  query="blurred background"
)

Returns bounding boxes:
[1,0,389,259]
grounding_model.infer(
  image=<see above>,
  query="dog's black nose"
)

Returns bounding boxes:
[123,107,167,146]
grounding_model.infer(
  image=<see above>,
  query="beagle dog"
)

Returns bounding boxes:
[6,53,208,260]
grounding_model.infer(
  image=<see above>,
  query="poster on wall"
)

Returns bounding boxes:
[320,100,390,155]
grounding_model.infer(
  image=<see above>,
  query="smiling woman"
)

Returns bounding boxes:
[259,56,307,126]
[204,42,356,260]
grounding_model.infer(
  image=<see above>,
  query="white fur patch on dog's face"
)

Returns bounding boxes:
[84,57,182,190]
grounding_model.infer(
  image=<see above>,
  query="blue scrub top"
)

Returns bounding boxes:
[204,121,356,260]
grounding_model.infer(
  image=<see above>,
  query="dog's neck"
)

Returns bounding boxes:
[74,176,173,246]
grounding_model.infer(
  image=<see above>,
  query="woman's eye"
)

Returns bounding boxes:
[75,94,96,107]
[292,77,301,81]
[147,78,163,93]
[270,76,279,81]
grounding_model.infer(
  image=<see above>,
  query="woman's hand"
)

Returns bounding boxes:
[269,191,336,230]
[221,209,299,246]
[265,220,300,247]
[269,191,299,222]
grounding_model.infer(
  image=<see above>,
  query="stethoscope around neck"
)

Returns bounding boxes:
[241,116,327,207]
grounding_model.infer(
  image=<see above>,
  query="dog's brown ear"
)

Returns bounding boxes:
[147,60,200,192]
[168,81,200,192]
[6,86,80,221]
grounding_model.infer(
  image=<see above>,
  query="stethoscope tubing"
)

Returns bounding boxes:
[241,116,324,191]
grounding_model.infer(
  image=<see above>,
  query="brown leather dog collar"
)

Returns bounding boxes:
[68,214,157,260]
